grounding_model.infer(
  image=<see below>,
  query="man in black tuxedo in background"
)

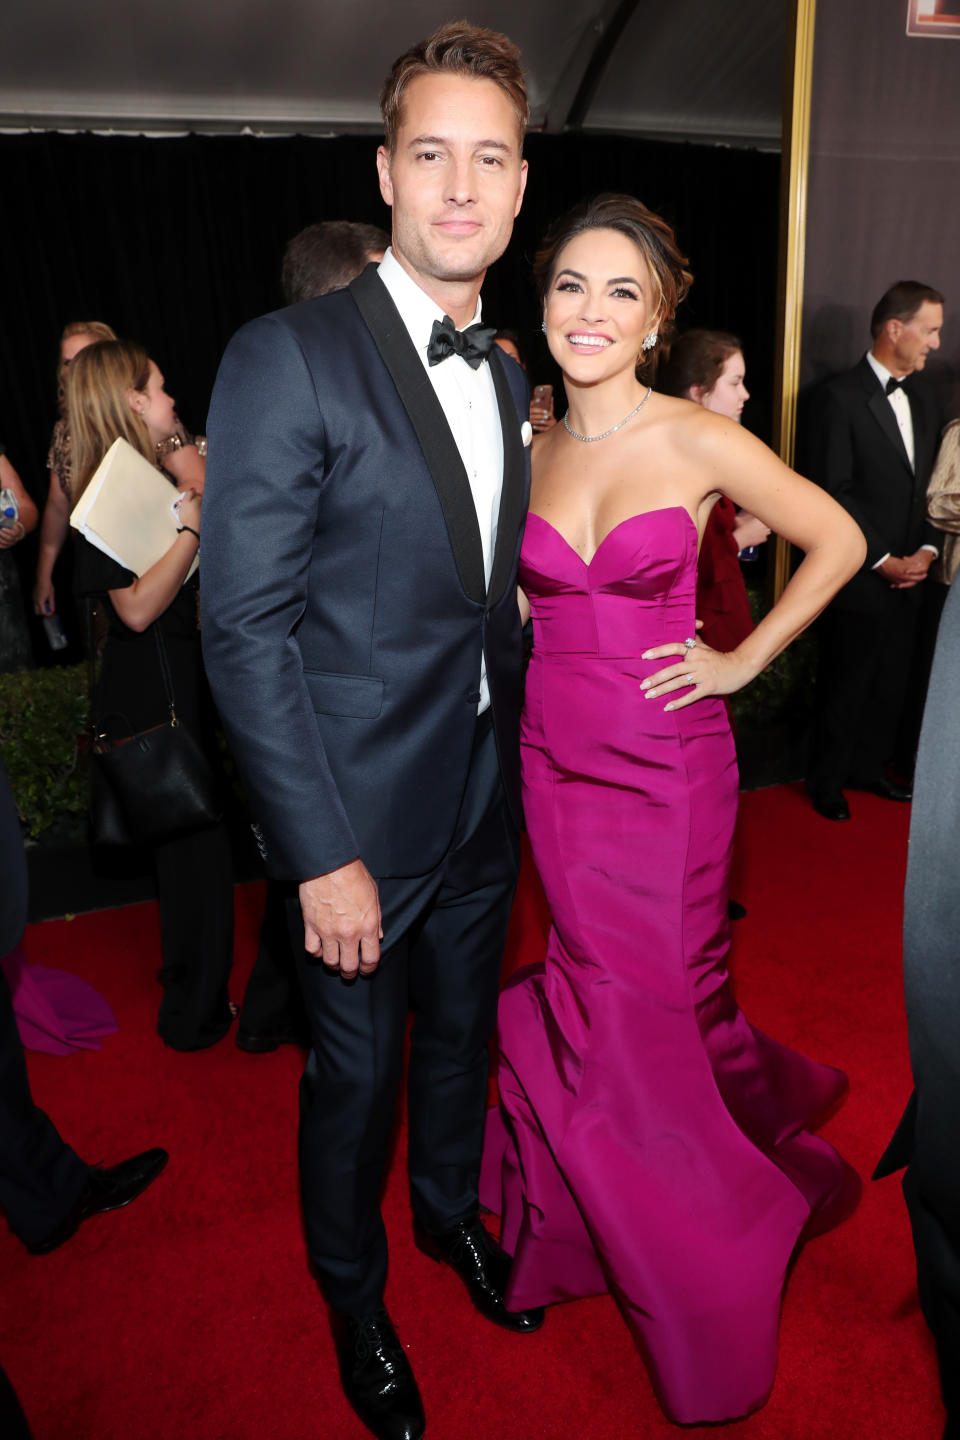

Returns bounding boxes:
[806,281,945,821]
[201,23,539,1440]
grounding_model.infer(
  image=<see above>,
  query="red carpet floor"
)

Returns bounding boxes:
[1,783,944,1439]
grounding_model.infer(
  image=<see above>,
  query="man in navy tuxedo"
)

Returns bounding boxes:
[201,23,539,1440]
[806,281,945,821]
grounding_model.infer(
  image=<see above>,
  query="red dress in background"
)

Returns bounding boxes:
[697,497,755,652]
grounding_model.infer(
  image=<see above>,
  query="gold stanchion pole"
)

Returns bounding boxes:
[771,0,817,602]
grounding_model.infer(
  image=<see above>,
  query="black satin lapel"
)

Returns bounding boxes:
[349,265,486,604]
[487,349,529,606]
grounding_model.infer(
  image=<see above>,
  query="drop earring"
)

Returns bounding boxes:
[641,331,658,352]
[541,320,547,334]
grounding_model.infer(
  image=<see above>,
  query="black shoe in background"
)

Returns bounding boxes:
[850,776,912,802]
[236,1027,310,1053]
[27,1148,169,1255]
[807,786,851,821]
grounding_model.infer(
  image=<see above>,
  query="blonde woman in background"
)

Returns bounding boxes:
[33,320,117,621]
[67,339,234,1051]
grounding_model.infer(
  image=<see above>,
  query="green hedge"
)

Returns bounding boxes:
[0,664,89,839]
[728,581,816,726]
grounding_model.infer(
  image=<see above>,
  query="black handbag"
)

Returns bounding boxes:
[87,616,222,846]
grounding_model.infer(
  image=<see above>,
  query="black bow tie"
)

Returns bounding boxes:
[885,376,906,395]
[427,315,497,370]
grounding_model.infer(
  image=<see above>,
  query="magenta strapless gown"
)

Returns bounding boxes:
[480,507,858,1425]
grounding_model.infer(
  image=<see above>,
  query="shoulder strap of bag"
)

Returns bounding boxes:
[152,624,178,723]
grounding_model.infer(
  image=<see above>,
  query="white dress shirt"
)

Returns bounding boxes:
[864,350,936,569]
[378,247,503,711]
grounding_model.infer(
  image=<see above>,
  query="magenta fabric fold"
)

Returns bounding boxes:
[1,947,118,1056]
[480,508,859,1425]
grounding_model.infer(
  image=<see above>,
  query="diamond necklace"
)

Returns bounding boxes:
[563,386,652,443]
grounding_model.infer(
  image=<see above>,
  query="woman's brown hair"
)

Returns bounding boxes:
[657,329,743,400]
[533,193,693,381]
[65,339,155,499]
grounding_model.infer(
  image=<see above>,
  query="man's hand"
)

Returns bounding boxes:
[299,859,383,980]
[877,554,930,589]
[905,548,935,575]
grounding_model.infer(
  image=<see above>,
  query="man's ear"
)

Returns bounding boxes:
[514,158,529,218]
[376,146,394,207]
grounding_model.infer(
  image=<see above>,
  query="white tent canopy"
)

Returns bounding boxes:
[0,0,785,146]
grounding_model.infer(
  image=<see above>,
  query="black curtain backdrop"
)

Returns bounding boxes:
[0,129,778,656]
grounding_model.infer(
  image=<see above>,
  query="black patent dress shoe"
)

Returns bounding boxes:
[235,1028,309,1053]
[414,1216,544,1333]
[332,1308,425,1440]
[807,786,851,822]
[27,1148,169,1255]
[851,776,912,802]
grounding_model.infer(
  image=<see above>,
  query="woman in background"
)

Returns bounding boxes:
[0,445,38,672]
[659,329,769,652]
[33,321,117,623]
[67,339,234,1051]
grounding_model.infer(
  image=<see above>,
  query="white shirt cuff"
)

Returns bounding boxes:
[920,544,939,556]
[872,552,891,570]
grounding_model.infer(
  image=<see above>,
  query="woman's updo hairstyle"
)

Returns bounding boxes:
[533,192,693,381]
[657,329,742,401]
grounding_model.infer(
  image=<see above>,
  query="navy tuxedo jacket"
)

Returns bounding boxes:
[807,357,941,612]
[201,266,530,883]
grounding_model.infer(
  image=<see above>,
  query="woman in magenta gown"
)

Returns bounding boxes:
[481,195,866,1425]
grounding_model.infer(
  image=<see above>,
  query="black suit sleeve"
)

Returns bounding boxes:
[201,315,358,882]
[808,384,889,566]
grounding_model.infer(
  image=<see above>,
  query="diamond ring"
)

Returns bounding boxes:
[683,636,697,649]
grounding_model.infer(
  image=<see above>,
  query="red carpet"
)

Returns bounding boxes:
[1,783,944,1438]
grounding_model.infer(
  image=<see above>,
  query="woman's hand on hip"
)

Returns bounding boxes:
[639,637,755,710]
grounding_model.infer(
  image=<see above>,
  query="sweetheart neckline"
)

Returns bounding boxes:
[525,507,697,569]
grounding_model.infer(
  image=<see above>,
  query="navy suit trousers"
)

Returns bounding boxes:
[292,714,520,1315]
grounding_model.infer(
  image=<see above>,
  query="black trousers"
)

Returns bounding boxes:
[808,590,922,794]
[154,820,234,1051]
[237,880,307,1039]
[294,716,520,1316]
[0,967,88,1248]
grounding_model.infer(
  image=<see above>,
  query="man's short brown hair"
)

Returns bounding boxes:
[281,220,390,305]
[380,20,529,152]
